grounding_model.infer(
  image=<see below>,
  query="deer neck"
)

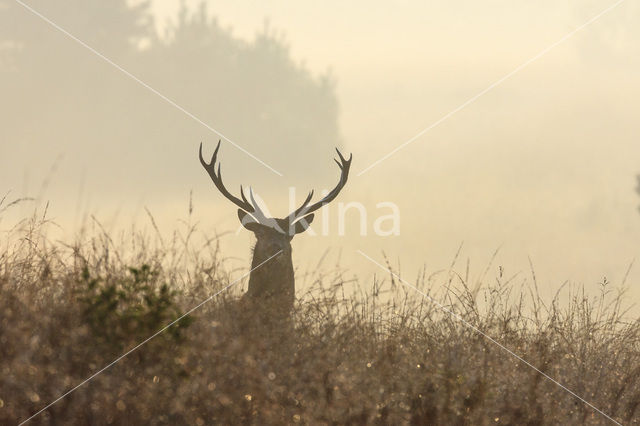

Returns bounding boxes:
[246,239,295,305]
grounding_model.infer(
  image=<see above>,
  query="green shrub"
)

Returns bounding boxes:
[77,264,193,351]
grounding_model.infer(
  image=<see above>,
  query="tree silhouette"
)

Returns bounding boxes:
[0,1,341,199]
[137,3,340,182]
[0,0,151,70]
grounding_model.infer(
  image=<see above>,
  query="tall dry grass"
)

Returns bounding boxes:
[1,200,639,425]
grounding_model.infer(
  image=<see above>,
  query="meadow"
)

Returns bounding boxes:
[1,202,639,425]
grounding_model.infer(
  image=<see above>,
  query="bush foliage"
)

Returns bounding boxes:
[1,209,639,425]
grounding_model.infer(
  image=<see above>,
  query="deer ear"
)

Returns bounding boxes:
[291,214,314,235]
[237,209,262,232]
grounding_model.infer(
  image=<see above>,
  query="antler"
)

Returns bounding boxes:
[288,148,352,222]
[199,141,255,213]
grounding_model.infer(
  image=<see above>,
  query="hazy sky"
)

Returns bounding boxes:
[148,1,640,297]
[3,1,640,303]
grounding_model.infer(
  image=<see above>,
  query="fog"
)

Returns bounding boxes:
[2,0,639,301]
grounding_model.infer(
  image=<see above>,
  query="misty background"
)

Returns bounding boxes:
[1,0,639,302]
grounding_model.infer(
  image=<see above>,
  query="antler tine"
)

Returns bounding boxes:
[199,141,254,212]
[291,190,314,218]
[246,187,286,233]
[198,141,212,171]
[335,148,352,167]
[240,186,249,205]
[289,147,352,221]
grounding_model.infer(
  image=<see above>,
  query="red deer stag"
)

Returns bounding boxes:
[199,141,352,318]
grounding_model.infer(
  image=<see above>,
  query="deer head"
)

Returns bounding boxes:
[199,141,352,316]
